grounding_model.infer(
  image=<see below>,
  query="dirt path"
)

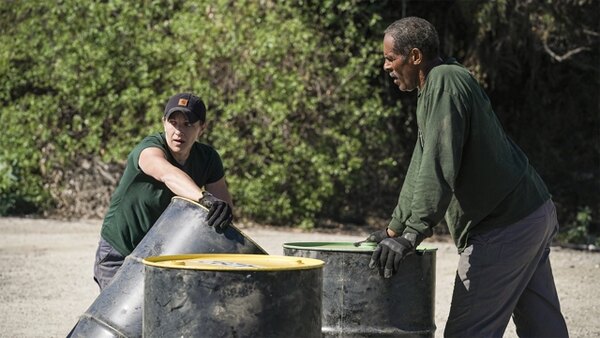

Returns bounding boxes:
[1,217,598,337]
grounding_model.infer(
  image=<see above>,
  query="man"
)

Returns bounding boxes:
[93,92,233,290]
[363,17,569,337]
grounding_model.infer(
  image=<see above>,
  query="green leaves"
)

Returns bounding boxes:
[0,0,398,224]
[1,0,596,237]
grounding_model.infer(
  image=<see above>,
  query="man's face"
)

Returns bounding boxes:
[383,34,419,92]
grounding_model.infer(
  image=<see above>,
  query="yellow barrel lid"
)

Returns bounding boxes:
[143,254,324,271]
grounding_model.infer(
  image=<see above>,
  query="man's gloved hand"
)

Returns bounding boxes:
[369,233,418,278]
[365,228,390,243]
[198,192,233,231]
[354,228,391,247]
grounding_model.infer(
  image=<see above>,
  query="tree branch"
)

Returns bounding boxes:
[543,40,591,62]
[583,29,600,37]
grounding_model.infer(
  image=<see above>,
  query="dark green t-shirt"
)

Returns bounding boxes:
[388,59,550,252]
[100,133,224,256]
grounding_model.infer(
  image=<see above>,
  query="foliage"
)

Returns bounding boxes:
[0,0,597,239]
[162,1,406,228]
[383,0,599,236]
[0,0,402,227]
[0,160,17,215]
[557,206,599,246]
[0,0,175,214]
[455,0,600,236]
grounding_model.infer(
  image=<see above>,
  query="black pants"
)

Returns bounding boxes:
[445,200,568,337]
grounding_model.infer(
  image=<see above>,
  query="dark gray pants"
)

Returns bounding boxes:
[93,237,125,290]
[444,200,568,338]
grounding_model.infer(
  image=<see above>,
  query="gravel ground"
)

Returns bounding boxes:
[1,217,599,338]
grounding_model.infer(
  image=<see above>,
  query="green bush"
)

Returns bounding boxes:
[0,0,404,226]
[162,1,403,227]
[557,206,598,246]
[0,0,172,213]
[0,0,597,239]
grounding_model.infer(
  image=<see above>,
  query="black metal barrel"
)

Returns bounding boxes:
[283,242,437,338]
[142,254,324,338]
[68,197,267,338]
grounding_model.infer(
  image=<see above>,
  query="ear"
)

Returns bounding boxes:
[199,120,209,132]
[409,48,424,66]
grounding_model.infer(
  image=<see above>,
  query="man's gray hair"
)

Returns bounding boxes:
[384,17,439,60]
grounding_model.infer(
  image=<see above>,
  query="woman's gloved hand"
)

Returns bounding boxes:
[198,192,233,231]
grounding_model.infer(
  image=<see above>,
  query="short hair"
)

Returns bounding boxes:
[384,17,439,60]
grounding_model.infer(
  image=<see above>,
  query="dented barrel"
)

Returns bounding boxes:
[143,254,324,338]
[283,242,437,338]
[68,197,267,338]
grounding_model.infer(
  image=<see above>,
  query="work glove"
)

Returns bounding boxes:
[354,228,389,247]
[367,228,391,243]
[198,192,233,231]
[369,233,418,278]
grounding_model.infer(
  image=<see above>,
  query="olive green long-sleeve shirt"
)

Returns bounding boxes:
[388,59,550,252]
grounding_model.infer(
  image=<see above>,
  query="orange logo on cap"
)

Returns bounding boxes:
[178,98,188,106]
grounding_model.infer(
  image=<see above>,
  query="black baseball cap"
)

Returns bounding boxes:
[163,93,206,123]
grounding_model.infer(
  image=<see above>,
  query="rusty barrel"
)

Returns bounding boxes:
[283,242,436,337]
[142,254,324,338]
[68,197,267,338]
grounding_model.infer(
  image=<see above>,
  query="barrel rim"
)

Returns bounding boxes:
[143,254,325,271]
[171,196,268,254]
[283,241,438,253]
[172,195,209,211]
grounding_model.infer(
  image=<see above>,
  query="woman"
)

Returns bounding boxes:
[93,92,233,290]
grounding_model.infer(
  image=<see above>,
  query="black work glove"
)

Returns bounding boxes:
[362,228,390,243]
[365,228,390,243]
[369,233,418,278]
[198,192,233,231]
[354,229,390,247]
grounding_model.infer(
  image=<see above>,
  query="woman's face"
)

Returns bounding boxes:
[163,111,205,159]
